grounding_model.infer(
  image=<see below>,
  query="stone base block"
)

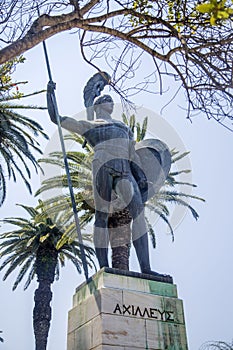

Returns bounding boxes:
[67,268,188,350]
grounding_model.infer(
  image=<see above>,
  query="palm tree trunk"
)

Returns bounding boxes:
[108,209,132,271]
[111,244,130,270]
[33,283,52,350]
[33,243,58,350]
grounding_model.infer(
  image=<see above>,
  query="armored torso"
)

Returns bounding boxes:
[83,119,134,175]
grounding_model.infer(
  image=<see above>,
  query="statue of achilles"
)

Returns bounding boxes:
[47,73,172,281]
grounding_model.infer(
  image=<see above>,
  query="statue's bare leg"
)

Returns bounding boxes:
[93,163,113,268]
[117,175,170,277]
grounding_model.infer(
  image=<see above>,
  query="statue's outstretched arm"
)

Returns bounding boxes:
[47,81,90,135]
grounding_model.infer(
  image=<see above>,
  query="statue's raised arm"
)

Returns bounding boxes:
[47,81,90,135]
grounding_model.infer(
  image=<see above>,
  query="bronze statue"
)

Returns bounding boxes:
[47,73,171,279]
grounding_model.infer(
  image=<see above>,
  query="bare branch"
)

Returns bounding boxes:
[80,0,101,16]
[0,0,232,129]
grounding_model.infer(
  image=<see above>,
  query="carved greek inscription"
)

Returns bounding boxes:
[113,303,122,314]
[113,303,175,322]
[123,304,131,315]
[149,308,158,319]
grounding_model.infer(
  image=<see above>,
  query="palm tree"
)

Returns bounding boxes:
[0,201,95,350]
[36,115,204,270]
[0,57,48,205]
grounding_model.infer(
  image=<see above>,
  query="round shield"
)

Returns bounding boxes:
[134,139,171,202]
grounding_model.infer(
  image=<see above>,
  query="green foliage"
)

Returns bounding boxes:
[166,0,186,30]
[121,113,148,142]
[130,1,233,30]
[0,57,48,206]
[0,201,95,290]
[0,56,25,99]
[196,0,233,25]
[131,0,153,25]
[130,1,193,30]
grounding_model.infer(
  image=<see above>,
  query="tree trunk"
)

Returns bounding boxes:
[33,283,52,350]
[33,243,58,350]
[111,244,130,270]
[108,209,132,271]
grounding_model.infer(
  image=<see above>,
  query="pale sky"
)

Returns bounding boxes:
[0,32,233,350]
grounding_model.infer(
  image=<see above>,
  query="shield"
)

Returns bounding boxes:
[133,139,171,203]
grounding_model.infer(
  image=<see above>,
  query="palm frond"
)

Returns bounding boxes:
[0,330,4,343]
[158,190,205,203]
[0,166,6,206]
[2,251,33,282]
[61,251,82,274]
[16,204,38,219]
[145,217,156,248]
[146,205,174,240]
[122,113,129,125]
[140,116,148,140]
[158,194,200,221]
[1,90,46,102]
[12,256,35,291]
[23,264,36,290]
[171,151,190,163]
[129,114,136,132]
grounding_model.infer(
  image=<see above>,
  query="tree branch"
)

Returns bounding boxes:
[80,0,101,16]
[1,0,233,129]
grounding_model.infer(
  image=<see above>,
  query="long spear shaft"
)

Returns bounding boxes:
[41,40,89,281]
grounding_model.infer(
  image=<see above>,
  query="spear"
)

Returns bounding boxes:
[40,40,89,281]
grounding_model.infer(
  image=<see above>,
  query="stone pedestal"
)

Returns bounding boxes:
[67,268,188,350]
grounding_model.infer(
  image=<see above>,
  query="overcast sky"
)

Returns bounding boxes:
[0,32,233,350]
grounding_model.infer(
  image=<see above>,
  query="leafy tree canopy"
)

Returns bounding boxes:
[1,1,233,129]
[196,0,233,25]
